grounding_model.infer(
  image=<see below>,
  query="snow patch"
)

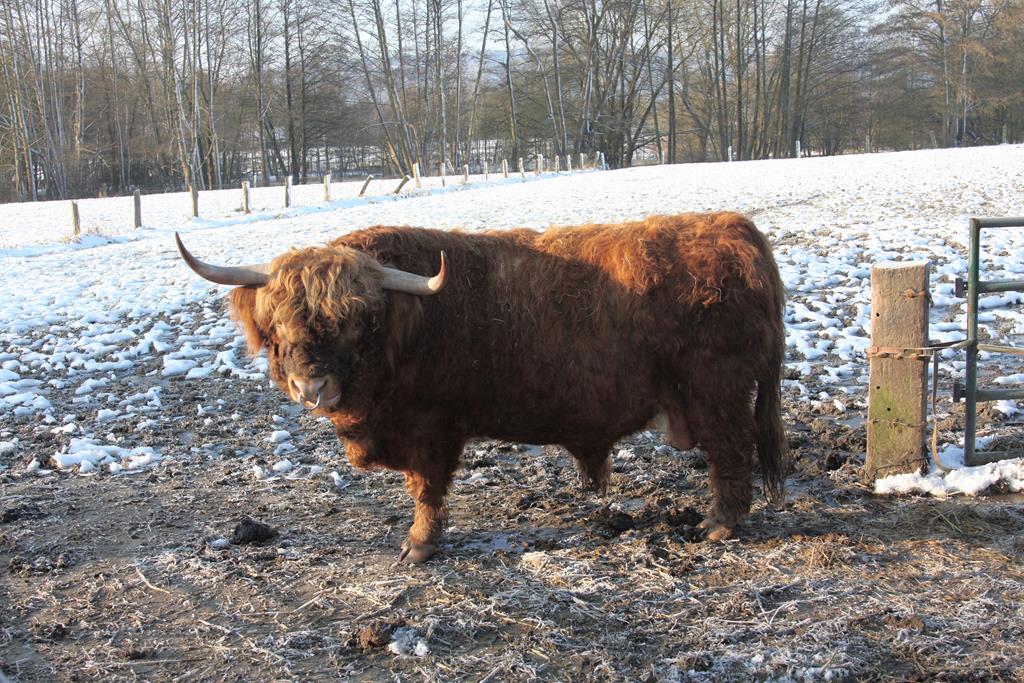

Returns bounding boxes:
[875,458,1024,497]
[162,358,198,377]
[51,438,162,474]
[387,627,430,657]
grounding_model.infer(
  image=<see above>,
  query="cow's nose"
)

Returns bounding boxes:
[289,376,326,405]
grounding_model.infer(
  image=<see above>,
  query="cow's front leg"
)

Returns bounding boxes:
[399,470,452,563]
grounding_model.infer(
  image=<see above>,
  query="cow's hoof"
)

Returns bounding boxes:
[698,517,734,542]
[578,477,609,497]
[399,540,438,564]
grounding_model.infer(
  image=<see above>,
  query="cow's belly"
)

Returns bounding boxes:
[466,382,658,447]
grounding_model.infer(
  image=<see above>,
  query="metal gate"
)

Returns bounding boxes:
[952,216,1024,466]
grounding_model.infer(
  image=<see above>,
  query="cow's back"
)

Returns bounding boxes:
[331,213,781,444]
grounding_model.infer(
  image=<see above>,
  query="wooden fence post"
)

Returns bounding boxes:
[865,261,931,482]
[518,157,525,178]
[133,190,142,229]
[535,153,543,175]
[359,175,374,197]
[323,174,331,202]
[554,155,561,173]
[392,175,411,194]
[413,162,421,188]
[70,201,80,238]
[284,176,291,207]
[483,161,489,181]
[190,184,199,217]
[463,164,469,184]
[241,181,251,214]
[567,155,573,173]
[440,162,446,188]
[502,159,509,178]
[579,152,585,170]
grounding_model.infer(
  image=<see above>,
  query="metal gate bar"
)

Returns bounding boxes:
[955,216,1024,466]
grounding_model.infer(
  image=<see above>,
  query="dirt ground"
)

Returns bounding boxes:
[2,311,1024,682]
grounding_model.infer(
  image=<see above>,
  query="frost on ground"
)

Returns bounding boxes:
[2,146,1024,681]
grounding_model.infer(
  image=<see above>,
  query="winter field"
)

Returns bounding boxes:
[2,145,1024,681]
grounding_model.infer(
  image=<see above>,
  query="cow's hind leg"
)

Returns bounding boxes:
[565,443,611,495]
[687,388,756,542]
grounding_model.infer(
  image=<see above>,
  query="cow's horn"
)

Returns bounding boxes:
[379,251,448,295]
[175,233,272,286]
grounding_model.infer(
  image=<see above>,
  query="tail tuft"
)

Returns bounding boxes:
[755,373,789,509]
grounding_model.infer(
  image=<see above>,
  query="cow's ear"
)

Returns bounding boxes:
[230,286,269,355]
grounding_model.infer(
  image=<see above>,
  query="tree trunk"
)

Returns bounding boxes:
[498,0,519,159]
[466,0,493,163]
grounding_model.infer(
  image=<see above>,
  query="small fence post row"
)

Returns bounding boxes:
[68,152,598,240]
[69,191,142,239]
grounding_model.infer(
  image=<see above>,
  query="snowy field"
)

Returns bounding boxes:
[2,145,1022,481]
[2,145,1024,681]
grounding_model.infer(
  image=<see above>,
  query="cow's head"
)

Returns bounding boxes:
[175,234,446,411]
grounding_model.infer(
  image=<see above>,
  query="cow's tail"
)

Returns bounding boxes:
[755,349,788,509]
[751,220,789,510]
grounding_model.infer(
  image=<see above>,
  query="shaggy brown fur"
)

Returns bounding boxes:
[226,212,788,561]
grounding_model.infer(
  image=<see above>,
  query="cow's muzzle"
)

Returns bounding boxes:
[288,376,340,410]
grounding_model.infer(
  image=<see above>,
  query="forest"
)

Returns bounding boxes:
[1,0,1022,202]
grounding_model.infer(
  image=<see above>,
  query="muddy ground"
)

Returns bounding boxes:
[2,314,1024,682]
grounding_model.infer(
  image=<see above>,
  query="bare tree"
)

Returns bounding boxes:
[1,0,1021,204]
